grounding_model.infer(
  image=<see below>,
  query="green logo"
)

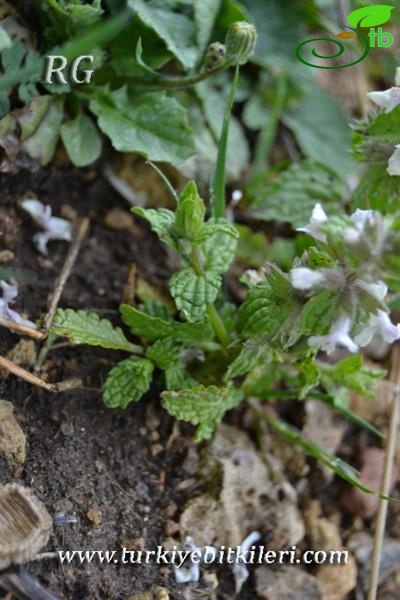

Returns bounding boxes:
[296,4,395,69]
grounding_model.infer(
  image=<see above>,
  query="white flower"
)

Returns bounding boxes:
[367,87,400,113]
[231,189,243,204]
[0,281,36,328]
[355,309,400,347]
[387,144,400,176]
[351,208,373,231]
[290,267,326,290]
[244,269,263,286]
[308,315,358,355]
[297,203,328,242]
[173,537,217,584]
[231,531,261,593]
[355,279,388,302]
[22,199,72,255]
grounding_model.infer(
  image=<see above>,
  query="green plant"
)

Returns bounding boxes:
[0,1,256,170]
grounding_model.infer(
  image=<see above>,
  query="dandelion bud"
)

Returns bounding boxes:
[225,21,257,66]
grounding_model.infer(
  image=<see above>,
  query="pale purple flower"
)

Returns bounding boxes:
[387,145,400,176]
[308,315,358,355]
[290,267,326,290]
[355,309,400,347]
[22,199,72,255]
[297,203,328,242]
[231,531,261,593]
[351,209,373,231]
[367,87,400,113]
[0,281,36,328]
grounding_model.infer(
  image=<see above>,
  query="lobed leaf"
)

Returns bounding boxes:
[51,309,142,353]
[161,383,243,440]
[169,268,221,322]
[104,357,154,409]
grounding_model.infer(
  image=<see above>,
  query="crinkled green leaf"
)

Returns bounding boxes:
[195,219,239,244]
[120,304,214,343]
[146,337,181,370]
[165,363,198,390]
[161,383,243,440]
[132,206,178,250]
[169,268,221,322]
[104,357,153,409]
[128,0,198,69]
[321,354,385,398]
[226,344,272,379]
[60,112,102,167]
[202,227,238,274]
[297,358,320,398]
[51,309,142,353]
[362,105,400,145]
[249,160,343,227]
[350,163,400,214]
[300,290,339,336]
[90,87,195,164]
[237,265,298,342]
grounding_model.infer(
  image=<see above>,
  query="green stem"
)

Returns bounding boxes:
[250,73,287,180]
[212,64,240,219]
[129,63,228,90]
[191,247,230,348]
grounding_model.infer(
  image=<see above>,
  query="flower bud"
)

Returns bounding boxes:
[225,21,257,66]
[203,42,226,71]
[175,181,205,241]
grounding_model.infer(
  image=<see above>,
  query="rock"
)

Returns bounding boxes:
[305,501,341,550]
[302,400,347,481]
[348,532,400,590]
[316,555,357,600]
[86,507,103,526]
[255,566,323,599]
[0,483,52,569]
[341,447,399,518]
[180,424,305,549]
[7,340,37,367]
[0,399,26,466]
[129,588,169,600]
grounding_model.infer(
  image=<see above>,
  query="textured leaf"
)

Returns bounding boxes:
[350,163,400,214]
[128,0,199,69]
[237,266,298,341]
[249,160,343,227]
[120,304,214,343]
[90,87,195,164]
[347,5,394,28]
[165,363,198,390]
[132,207,178,250]
[161,384,243,440]
[363,105,400,145]
[60,112,102,167]
[195,219,239,243]
[51,309,142,353]
[226,344,272,379]
[300,290,339,336]
[146,337,181,370]
[202,228,238,274]
[104,357,153,409]
[321,355,385,398]
[169,268,221,322]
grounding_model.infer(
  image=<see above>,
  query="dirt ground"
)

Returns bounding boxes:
[1,166,400,600]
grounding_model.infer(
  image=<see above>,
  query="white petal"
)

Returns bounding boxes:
[310,203,328,224]
[376,310,400,343]
[356,279,388,301]
[387,145,400,176]
[0,280,18,303]
[350,208,373,231]
[21,199,49,226]
[5,307,36,329]
[354,325,376,347]
[47,216,72,241]
[290,267,326,290]
[33,232,50,255]
[367,89,392,110]
[308,315,358,354]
